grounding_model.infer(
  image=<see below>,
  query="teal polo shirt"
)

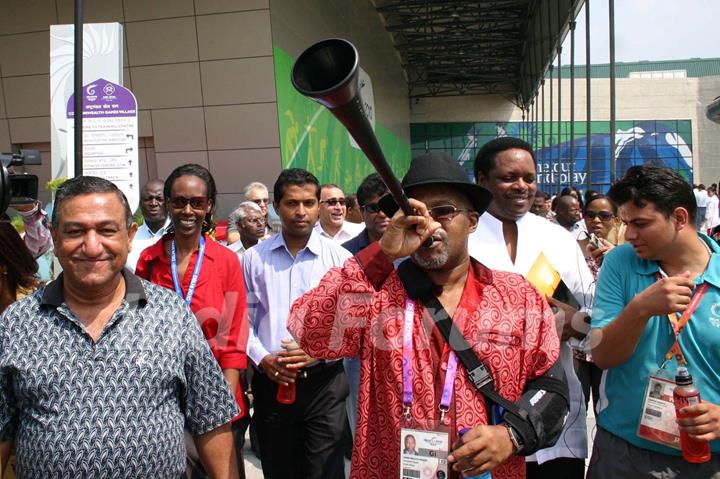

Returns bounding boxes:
[592,234,720,455]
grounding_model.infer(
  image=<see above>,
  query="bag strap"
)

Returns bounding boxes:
[396,260,529,423]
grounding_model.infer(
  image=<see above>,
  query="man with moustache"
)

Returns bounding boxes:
[289,153,569,479]
[126,179,170,271]
[468,137,593,478]
[587,165,720,477]
[0,176,239,478]
[242,169,351,479]
[314,184,364,242]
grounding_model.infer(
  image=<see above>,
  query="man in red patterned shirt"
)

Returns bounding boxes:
[288,152,568,479]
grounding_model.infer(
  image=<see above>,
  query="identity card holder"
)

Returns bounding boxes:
[636,367,680,449]
[400,413,451,479]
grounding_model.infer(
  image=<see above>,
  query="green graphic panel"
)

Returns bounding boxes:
[274,47,410,195]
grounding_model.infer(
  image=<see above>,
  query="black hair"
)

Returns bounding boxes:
[0,221,38,296]
[473,136,536,179]
[52,176,133,229]
[584,189,601,205]
[535,190,550,200]
[163,163,217,233]
[584,194,617,215]
[356,173,388,206]
[608,164,696,219]
[273,168,320,204]
[561,186,584,209]
[346,194,358,209]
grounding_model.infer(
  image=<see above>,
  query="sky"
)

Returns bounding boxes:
[559,0,719,65]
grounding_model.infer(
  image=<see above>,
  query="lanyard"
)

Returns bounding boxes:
[655,272,708,366]
[402,300,459,423]
[171,235,206,305]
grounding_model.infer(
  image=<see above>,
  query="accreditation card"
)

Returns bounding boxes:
[636,374,680,449]
[400,428,449,479]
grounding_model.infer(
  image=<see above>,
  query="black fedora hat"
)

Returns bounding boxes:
[378,151,493,217]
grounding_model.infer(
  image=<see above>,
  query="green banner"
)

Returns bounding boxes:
[273,46,410,195]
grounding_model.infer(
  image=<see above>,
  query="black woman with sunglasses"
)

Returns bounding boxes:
[135,163,249,479]
[579,195,622,275]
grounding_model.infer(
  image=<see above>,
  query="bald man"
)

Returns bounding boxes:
[554,195,584,239]
[126,179,171,271]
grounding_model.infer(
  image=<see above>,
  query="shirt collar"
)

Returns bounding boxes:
[41,268,148,307]
[269,228,322,257]
[141,233,218,263]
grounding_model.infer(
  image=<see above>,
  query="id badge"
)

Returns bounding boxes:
[400,427,449,479]
[636,373,680,449]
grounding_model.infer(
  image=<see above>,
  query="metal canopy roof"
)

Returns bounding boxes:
[375,0,582,107]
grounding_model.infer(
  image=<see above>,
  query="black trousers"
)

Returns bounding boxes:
[526,457,586,479]
[252,362,348,479]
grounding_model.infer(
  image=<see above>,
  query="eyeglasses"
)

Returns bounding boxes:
[320,198,346,206]
[170,196,208,210]
[585,210,614,221]
[252,198,269,205]
[362,203,382,214]
[428,205,473,222]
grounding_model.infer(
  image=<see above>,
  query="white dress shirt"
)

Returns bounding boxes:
[468,211,593,463]
[243,230,352,365]
[314,220,364,243]
[126,218,170,272]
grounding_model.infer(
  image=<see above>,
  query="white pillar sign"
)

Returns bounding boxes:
[67,78,140,212]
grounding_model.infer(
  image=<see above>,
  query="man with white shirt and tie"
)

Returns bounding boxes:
[242,169,351,479]
[126,179,170,271]
[468,137,593,478]
[314,184,364,243]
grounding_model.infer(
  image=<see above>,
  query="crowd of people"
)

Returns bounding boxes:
[0,137,719,479]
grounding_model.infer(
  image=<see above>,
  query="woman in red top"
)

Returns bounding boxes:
[135,163,248,479]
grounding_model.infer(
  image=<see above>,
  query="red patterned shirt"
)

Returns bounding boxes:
[289,243,560,479]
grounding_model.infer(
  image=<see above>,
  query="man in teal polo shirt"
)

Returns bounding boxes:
[588,164,720,477]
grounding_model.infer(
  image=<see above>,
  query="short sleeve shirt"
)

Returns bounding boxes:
[0,270,239,478]
[592,236,720,455]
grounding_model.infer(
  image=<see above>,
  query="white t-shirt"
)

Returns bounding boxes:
[705,195,720,229]
[697,189,709,208]
[468,212,593,463]
[126,218,170,272]
[313,220,364,243]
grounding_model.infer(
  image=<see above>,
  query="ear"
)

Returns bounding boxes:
[127,222,138,247]
[467,211,480,233]
[671,207,690,230]
[51,225,59,257]
[207,198,214,214]
[476,173,488,188]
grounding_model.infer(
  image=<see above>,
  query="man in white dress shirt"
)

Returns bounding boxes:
[467,137,593,478]
[313,184,363,243]
[126,179,170,272]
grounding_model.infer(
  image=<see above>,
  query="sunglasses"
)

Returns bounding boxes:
[252,198,269,205]
[170,196,209,210]
[320,198,346,206]
[362,203,382,214]
[428,205,473,222]
[585,210,614,221]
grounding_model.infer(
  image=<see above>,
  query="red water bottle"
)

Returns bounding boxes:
[276,381,296,404]
[673,366,711,463]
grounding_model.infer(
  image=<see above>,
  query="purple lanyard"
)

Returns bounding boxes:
[402,300,459,422]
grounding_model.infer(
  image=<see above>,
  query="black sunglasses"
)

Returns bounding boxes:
[584,210,614,221]
[320,198,346,206]
[362,203,382,214]
[170,196,209,210]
